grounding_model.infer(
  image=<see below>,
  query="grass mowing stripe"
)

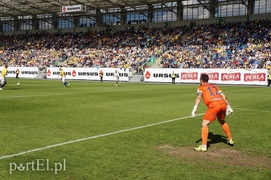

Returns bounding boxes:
[0,113,204,160]
[0,89,148,99]
[234,107,271,112]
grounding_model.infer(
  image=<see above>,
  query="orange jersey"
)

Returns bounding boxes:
[197,83,225,107]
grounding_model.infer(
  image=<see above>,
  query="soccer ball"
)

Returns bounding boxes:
[17,83,20,86]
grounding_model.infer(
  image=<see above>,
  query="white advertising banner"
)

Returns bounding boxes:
[144,68,268,86]
[61,5,83,13]
[0,67,39,78]
[46,67,129,82]
[1,67,266,85]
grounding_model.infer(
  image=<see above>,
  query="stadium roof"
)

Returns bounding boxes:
[0,0,179,17]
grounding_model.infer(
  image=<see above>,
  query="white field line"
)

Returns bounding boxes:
[0,113,204,160]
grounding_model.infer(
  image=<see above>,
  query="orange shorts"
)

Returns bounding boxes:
[203,103,226,121]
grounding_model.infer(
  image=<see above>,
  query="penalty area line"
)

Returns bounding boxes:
[0,113,204,160]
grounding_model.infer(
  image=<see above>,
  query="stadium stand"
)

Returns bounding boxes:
[0,19,270,71]
[159,19,271,69]
[0,1,270,73]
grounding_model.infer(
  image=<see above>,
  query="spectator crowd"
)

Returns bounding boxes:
[0,19,270,71]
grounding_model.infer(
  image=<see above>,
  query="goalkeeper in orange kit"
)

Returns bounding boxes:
[191,73,234,152]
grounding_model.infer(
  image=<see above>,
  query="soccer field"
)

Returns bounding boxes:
[0,78,270,180]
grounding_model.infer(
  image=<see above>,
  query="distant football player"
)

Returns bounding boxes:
[171,71,176,84]
[191,73,234,152]
[0,64,8,90]
[114,69,119,87]
[59,68,70,87]
[267,65,271,87]
[99,70,104,82]
[16,68,20,79]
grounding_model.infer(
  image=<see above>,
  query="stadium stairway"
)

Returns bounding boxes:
[129,75,144,82]
[35,71,46,79]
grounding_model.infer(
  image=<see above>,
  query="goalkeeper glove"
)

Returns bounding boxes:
[191,105,198,118]
[226,105,233,116]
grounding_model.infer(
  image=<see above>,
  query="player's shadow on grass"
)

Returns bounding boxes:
[195,132,229,148]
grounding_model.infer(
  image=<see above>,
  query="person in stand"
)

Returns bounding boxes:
[191,73,234,152]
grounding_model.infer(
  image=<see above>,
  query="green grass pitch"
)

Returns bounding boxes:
[0,78,270,179]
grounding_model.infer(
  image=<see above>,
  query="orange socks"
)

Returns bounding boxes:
[201,123,232,147]
[222,122,232,140]
[202,125,208,146]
